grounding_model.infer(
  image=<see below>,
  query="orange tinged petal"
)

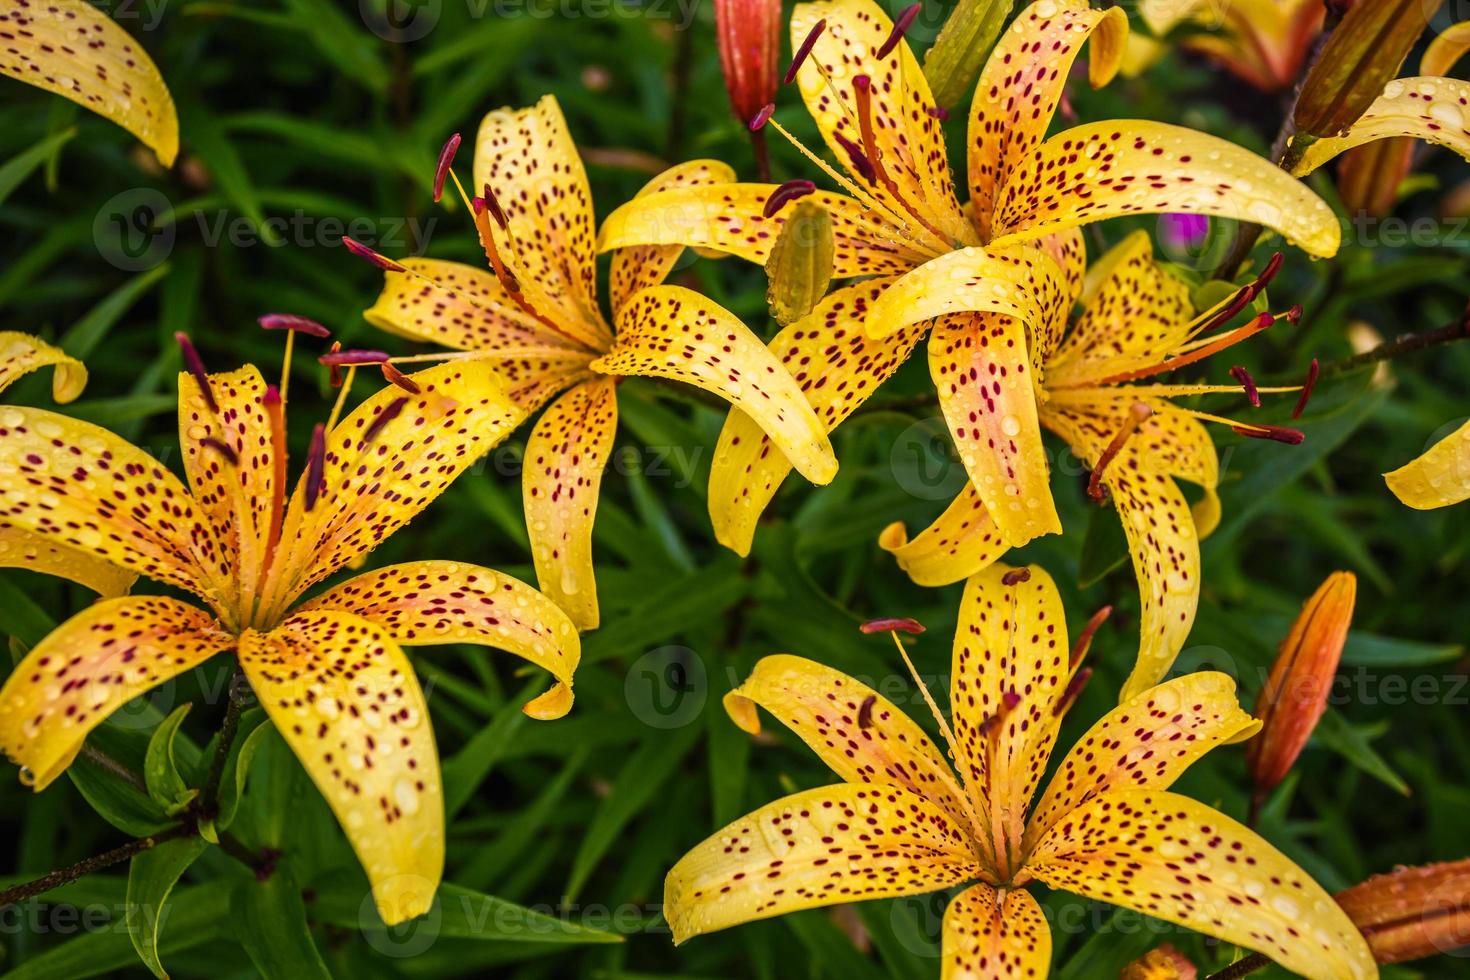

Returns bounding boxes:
[0,597,230,790]
[1247,571,1356,798]
[1421,22,1470,78]
[1384,417,1470,509]
[1026,790,1378,980]
[878,482,1009,587]
[239,610,443,926]
[1336,858,1470,964]
[0,332,86,403]
[941,882,1052,980]
[663,783,980,944]
[522,378,617,631]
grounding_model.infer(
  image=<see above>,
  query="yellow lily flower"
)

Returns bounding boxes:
[667,563,1378,980]
[0,0,178,165]
[0,329,581,924]
[873,231,1307,698]
[360,96,837,631]
[1129,0,1325,93]
[597,0,1339,554]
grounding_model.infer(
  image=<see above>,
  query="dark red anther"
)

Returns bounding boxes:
[784,19,824,84]
[325,342,343,388]
[319,349,390,367]
[1233,423,1305,445]
[1070,605,1113,667]
[876,3,920,59]
[1001,567,1031,586]
[303,423,326,511]
[857,694,877,729]
[381,362,422,395]
[1291,358,1319,419]
[1248,252,1284,298]
[174,332,217,412]
[833,132,877,182]
[1053,667,1094,717]
[748,102,776,131]
[342,236,407,273]
[1001,689,1022,712]
[471,196,486,214]
[200,437,238,466]
[364,396,409,443]
[1229,365,1261,407]
[927,105,950,121]
[860,617,925,635]
[433,132,461,203]
[258,314,331,337]
[1285,304,1303,324]
[482,183,509,230]
[762,179,816,218]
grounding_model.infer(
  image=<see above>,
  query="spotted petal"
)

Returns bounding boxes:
[878,482,1009,588]
[1383,418,1470,510]
[298,561,581,720]
[0,0,178,165]
[598,285,837,485]
[1292,77,1470,177]
[0,597,230,791]
[0,524,136,596]
[1026,790,1377,980]
[708,278,922,555]
[989,120,1341,258]
[968,0,1129,239]
[0,332,86,402]
[1025,672,1258,848]
[723,654,972,827]
[941,882,1052,980]
[239,610,441,926]
[664,783,980,944]
[522,378,618,631]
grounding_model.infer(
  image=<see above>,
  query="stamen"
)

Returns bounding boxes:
[1232,423,1305,445]
[886,631,961,758]
[1229,365,1261,407]
[927,105,949,121]
[319,349,390,366]
[1052,667,1093,717]
[481,182,509,230]
[303,423,326,511]
[860,617,925,634]
[262,385,287,569]
[325,365,358,433]
[851,74,954,246]
[1285,303,1303,324]
[1000,567,1031,586]
[857,694,877,729]
[1069,605,1113,668]
[325,342,344,388]
[785,19,824,84]
[200,437,238,466]
[748,103,776,131]
[381,362,422,394]
[1088,402,1153,500]
[763,179,816,218]
[876,3,920,59]
[342,236,408,273]
[257,314,330,337]
[433,132,461,203]
[832,131,878,183]
[364,395,409,443]
[174,332,216,412]
[1292,358,1319,419]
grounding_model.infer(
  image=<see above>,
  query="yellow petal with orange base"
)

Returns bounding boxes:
[598,285,837,485]
[878,482,1009,588]
[1293,78,1470,177]
[0,597,230,791]
[663,782,980,944]
[1383,418,1470,509]
[0,332,86,402]
[239,610,443,926]
[1026,790,1378,980]
[298,561,581,720]
[941,882,1052,980]
[521,377,618,631]
[0,0,178,165]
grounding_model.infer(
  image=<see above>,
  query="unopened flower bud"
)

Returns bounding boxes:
[1336,859,1470,963]
[1120,943,1197,980]
[764,200,834,326]
[1293,0,1429,140]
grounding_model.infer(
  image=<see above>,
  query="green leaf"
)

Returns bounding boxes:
[1314,707,1411,796]
[231,866,333,980]
[583,558,748,664]
[0,127,76,206]
[280,0,388,93]
[1077,503,1129,589]
[214,710,271,832]
[784,910,889,980]
[59,263,171,359]
[144,705,197,815]
[69,747,172,838]
[0,571,57,648]
[176,106,276,246]
[440,685,528,820]
[126,836,210,979]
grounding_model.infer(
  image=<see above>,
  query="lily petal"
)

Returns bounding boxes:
[723,654,972,827]
[664,783,980,944]
[597,183,927,277]
[878,482,1009,588]
[941,882,1052,980]
[599,285,837,484]
[989,120,1341,258]
[1026,789,1378,980]
[1383,418,1470,509]
[239,610,442,926]
[1025,672,1259,848]
[1036,228,1088,317]
[708,278,921,556]
[968,0,1128,239]
[0,597,230,790]
[1292,77,1470,176]
[0,524,136,597]
[1421,22,1470,78]
[0,332,86,403]
[297,561,581,720]
[0,0,178,165]
[609,160,737,316]
[522,378,618,631]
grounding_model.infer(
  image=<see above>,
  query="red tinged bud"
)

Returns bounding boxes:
[1335,859,1470,964]
[716,0,782,127]
[303,423,326,512]
[257,314,331,337]
[1294,0,1429,140]
[859,617,925,635]
[1337,136,1417,218]
[1247,571,1356,802]
[433,132,461,204]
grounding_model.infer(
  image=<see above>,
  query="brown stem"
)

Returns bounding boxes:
[0,824,194,909]
[1318,312,1470,380]
[1203,953,1271,980]
[751,128,771,182]
[200,669,246,815]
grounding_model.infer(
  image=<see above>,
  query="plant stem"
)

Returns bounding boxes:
[751,128,771,182]
[1317,312,1470,380]
[80,744,147,792]
[1203,952,1271,980]
[200,668,246,813]
[0,824,193,910]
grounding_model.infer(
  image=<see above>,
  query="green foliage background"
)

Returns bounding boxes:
[1,0,1468,977]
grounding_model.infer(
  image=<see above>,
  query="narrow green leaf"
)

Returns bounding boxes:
[59,263,171,359]
[1077,503,1129,589]
[126,836,210,979]
[231,866,333,980]
[0,571,57,647]
[583,558,748,664]
[441,684,529,820]
[1314,707,1411,795]
[0,127,76,206]
[176,106,276,245]
[280,0,389,93]
[69,750,172,838]
[144,704,196,815]
[216,709,271,832]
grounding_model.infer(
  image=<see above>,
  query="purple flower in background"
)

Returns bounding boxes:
[1160,213,1211,255]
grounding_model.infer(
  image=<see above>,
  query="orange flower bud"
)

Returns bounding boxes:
[715,0,781,127]
[1120,943,1198,980]
[1336,136,1416,217]
[1293,0,1429,140]
[1336,859,1470,963]
[1246,571,1356,801]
